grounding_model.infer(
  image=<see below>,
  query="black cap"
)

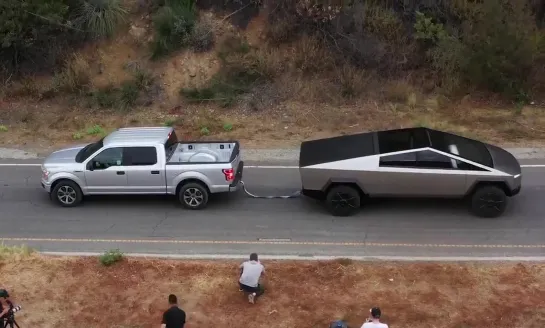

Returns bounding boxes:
[370,307,381,318]
[0,289,9,298]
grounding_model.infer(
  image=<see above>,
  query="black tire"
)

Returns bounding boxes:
[178,182,209,210]
[51,180,83,207]
[325,185,361,217]
[470,185,507,218]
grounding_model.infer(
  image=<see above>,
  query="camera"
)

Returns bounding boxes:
[8,305,21,315]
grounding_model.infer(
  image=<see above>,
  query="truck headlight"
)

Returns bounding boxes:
[41,168,50,180]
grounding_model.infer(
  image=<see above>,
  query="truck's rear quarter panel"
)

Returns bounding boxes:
[165,141,242,194]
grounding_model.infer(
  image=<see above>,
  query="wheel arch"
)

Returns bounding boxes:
[323,179,368,199]
[466,180,512,197]
[50,178,83,194]
[175,178,211,196]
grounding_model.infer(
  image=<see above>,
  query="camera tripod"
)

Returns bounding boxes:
[2,314,20,328]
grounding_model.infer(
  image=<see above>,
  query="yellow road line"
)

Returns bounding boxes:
[0,237,544,248]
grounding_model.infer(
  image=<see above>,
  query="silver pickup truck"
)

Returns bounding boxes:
[40,127,244,209]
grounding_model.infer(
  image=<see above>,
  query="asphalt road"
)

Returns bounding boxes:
[0,160,545,258]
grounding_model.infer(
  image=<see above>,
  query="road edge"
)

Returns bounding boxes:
[41,252,545,262]
[3,146,545,163]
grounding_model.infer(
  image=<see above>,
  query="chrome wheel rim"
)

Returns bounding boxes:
[57,186,77,205]
[331,192,357,209]
[183,188,204,207]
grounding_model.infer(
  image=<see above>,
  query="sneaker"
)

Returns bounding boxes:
[248,292,255,304]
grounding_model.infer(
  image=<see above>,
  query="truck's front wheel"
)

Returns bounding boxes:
[178,182,209,210]
[51,180,83,207]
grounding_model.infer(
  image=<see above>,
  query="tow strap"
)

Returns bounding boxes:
[239,180,301,199]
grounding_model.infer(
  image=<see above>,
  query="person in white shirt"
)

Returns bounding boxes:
[361,307,389,328]
[238,253,265,304]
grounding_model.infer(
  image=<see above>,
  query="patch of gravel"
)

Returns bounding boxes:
[0,148,40,159]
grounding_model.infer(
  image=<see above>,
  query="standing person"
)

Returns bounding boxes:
[238,253,265,304]
[361,307,388,328]
[161,294,186,328]
[0,289,10,321]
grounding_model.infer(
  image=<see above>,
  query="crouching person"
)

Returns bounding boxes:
[238,253,265,304]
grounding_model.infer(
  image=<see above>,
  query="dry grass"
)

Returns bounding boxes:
[1,253,545,328]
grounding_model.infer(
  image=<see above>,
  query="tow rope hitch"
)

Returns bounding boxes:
[239,180,301,199]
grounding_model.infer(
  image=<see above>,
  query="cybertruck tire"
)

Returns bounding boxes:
[470,185,507,218]
[178,182,209,210]
[51,180,83,207]
[325,185,361,217]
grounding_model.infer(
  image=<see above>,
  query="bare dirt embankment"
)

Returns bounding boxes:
[1,251,545,328]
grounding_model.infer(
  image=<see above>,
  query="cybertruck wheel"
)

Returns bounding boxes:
[325,185,361,217]
[51,180,83,207]
[179,182,209,210]
[470,185,507,218]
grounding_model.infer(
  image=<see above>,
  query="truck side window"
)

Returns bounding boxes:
[125,147,157,166]
[90,147,123,170]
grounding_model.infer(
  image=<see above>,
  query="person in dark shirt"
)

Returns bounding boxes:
[161,294,186,328]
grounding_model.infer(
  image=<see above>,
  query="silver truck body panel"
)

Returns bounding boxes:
[41,127,242,197]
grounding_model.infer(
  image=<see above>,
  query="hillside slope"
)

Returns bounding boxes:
[1,0,545,151]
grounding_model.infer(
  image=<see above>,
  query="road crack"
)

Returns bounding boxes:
[151,213,168,236]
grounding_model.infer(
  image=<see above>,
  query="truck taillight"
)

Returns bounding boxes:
[222,168,234,181]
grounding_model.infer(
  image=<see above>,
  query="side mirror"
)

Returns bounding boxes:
[86,161,94,171]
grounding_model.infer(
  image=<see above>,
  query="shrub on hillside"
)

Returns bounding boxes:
[181,36,275,107]
[0,0,128,76]
[72,0,128,39]
[419,0,542,99]
[190,17,215,53]
[0,0,71,74]
[150,0,197,59]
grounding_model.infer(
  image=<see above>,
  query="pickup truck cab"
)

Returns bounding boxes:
[40,127,244,209]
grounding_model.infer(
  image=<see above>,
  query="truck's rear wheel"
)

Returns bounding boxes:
[51,180,83,207]
[178,182,209,210]
[325,185,361,217]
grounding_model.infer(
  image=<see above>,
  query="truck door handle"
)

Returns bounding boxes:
[116,171,125,175]
[151,171,160,174]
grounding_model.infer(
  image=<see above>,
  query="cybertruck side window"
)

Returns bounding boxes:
[415,150,488,171]
[379,151,418,168]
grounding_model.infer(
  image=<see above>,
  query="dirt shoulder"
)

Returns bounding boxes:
[1,254,544,328]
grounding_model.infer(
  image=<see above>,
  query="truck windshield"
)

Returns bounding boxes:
[75,138,104,163]
[164,130,179,159]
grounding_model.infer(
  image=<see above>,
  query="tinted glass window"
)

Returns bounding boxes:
[125,147,157,166]
[416,150,454,169]
[89,147,123,170]
[76,138,104,163]
[428,130,492,167]
[379,151,417,167]
[378,128,430,154]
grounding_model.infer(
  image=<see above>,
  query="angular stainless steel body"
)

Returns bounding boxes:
[299,128,521,200]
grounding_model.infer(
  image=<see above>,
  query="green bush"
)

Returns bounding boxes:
[88,67,154,109]
[72,0,128,38]
[0,0,71,73]
[99,249,124,266]
[150,0,197,59]
[419,0,541,99]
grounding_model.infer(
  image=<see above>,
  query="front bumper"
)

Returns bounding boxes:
[41,179,52,193]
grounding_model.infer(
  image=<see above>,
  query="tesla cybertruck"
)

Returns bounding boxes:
[298,127,522,218]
